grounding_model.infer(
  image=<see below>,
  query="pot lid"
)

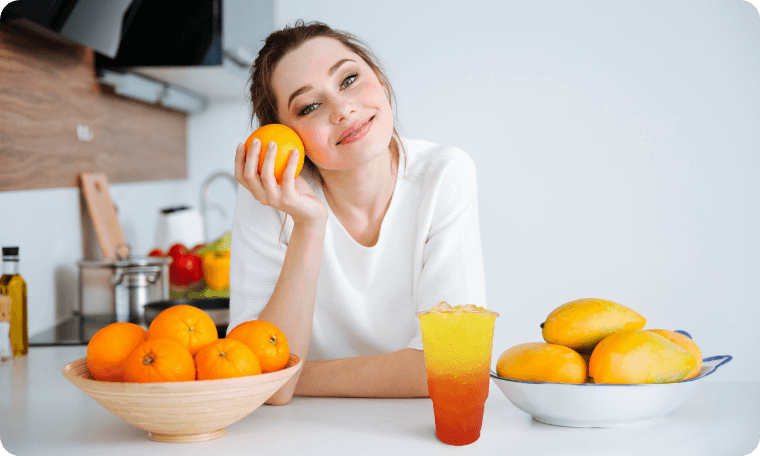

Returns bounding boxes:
[77,254,173,269]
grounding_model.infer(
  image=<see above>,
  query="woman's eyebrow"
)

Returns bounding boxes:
[287,58,356,109]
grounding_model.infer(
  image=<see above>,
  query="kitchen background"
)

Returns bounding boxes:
[1,0,758,381]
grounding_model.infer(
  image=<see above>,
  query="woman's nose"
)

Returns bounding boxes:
[329,96,357,125]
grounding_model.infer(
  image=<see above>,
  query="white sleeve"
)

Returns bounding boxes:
[407,150,487,350]
[228,185,288,333]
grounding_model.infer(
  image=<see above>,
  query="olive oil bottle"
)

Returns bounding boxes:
[0,247,28,356]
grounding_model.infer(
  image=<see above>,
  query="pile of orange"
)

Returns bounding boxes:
[86,305,290,383]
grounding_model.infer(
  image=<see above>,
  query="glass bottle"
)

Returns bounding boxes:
[0,294,11,361]
[0,247,28,356]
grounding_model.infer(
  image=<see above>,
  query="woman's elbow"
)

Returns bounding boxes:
[265,390,293,406]
[265,397,291,406]
[264,365,303,405]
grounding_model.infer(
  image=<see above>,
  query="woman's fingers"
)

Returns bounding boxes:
[280,149,300,204]
[236,139,318,218]
[260,140,280,197]
[241,139,267,202]
[234,143,246,184]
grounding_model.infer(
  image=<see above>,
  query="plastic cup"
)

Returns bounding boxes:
[416,308,499,446]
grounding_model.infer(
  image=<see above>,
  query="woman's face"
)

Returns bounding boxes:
[272,37,394,171]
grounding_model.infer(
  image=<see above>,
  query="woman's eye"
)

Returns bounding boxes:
[298,103,318,116]
[296,74,357,116]
[341,73,358,89]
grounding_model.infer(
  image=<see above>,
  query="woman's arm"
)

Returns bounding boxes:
[260,218,326,405]
[293,348,429,398]
[234,140,328,405]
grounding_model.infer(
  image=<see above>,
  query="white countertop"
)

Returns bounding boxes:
[1,346,759,456]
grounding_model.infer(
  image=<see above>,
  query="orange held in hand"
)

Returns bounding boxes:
[147,304,218,357]
[122,339,196,383]
[195,339,262,380]
[227,320,290,373]
[245,124,305,185]
[87,322,147,382]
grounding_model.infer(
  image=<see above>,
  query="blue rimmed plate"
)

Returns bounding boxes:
[490,349,732,428]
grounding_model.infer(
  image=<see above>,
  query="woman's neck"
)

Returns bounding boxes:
[319,147,398,222]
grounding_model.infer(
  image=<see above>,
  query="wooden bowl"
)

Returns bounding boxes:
[62,354,302,442]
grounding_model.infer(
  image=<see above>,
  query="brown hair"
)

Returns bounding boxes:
[247,20,406,186]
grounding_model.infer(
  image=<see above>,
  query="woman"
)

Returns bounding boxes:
[230,20,486,405]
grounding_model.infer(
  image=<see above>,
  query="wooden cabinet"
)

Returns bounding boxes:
[0,25,187,192]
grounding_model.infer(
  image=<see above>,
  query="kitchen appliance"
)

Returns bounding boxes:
[0,0,274,101]
[143,298,230,337]
[156,205,205,251]
[77,254,172,322]
[28,297,230,346]
[0,0,133,58]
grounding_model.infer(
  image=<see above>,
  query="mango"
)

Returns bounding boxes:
[647,330,702,380]
[588,330,698,384]
[496,342,587,383]
[541,298,646,350]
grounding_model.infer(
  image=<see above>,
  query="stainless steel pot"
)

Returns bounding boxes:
[77,255,173,322]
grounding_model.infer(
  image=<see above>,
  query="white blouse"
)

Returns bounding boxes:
[228,138,487,361]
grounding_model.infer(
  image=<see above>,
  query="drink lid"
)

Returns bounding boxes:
[2,247,19,256]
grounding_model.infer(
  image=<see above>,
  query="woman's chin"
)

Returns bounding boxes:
[316,136,394,171]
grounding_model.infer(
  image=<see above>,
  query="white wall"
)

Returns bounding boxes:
[1,0,757,382]
[272,0,760,381]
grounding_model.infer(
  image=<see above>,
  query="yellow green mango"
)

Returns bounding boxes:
[647,329,702,380]
[496,342,587,383]
[541,298,646,350]
[589,330,698,384]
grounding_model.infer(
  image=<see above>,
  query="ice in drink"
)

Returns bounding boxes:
[417,302,498,446]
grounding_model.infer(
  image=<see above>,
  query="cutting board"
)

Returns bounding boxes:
[78,173,129,259]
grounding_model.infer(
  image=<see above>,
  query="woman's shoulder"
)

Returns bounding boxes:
[402,137,472,160]
[400,137,477,183]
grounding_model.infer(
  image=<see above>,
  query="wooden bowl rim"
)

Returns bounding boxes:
[62,353,302,391]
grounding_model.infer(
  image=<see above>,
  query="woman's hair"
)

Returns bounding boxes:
[248,20,406,184]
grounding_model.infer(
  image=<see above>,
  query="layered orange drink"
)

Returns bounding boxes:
[416,302,499,446]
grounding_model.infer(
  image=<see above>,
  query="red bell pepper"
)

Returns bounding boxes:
[167,244,203,286]
[167,243,187,259]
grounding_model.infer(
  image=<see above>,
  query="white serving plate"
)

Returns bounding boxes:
[491,354,732,428]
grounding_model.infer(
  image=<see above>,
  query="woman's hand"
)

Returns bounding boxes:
[235,139,327,226]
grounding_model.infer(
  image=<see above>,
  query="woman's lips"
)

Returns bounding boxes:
[337,116,374,145]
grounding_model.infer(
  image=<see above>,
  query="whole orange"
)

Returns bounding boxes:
[195,338,262,380]
[244,124,305,185]
[227,320,290,373]
[147,304,218,356]
[122,339,196,383]
[86,322,147,382]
